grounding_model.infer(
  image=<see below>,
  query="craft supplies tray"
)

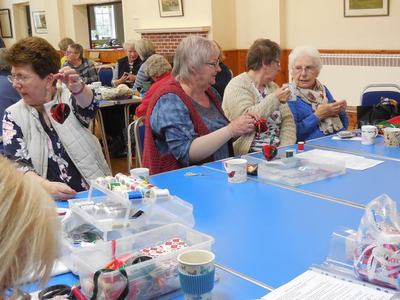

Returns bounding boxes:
[242,153,346,186]
[74,223,214,300]
[68,183,131,240]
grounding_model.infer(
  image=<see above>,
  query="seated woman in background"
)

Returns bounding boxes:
[63,43,98,84]
[0,156,59,297]
[222,38,296,155]
[136,54,172,117]
[132,39,156,92]
[3,37,111,200]
[287,46,348,141]
[212,41,232,98]
[112,40,142,88]
[58,37,74,66]
[143,36,257,175]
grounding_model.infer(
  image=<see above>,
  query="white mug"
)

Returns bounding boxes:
[361,125,378,145]
[223,158,247,183]
[383,127,400,147]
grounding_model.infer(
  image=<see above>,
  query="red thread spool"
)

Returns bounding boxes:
[297,141,305,151]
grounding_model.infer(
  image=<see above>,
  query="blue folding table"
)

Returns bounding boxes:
[151,165,364,288]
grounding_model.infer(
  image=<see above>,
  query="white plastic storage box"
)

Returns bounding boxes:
[242,154,345,186]
[74,223,214,300]
[68,185,131,241]
[128,195,195,234]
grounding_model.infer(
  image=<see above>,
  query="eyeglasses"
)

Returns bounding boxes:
[66,50,78,55]
[294,65,317,74]
[7,74,32,84]
[205,59,220,68]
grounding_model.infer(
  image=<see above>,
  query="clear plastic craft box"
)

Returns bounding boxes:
[74,223,214,300]
[62,186,195,274]
[68,183,131,240]
[242,154,346,186]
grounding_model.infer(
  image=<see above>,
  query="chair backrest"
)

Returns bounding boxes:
[360,84,400,106]
[98,67,114,87]
[127,116,145,170]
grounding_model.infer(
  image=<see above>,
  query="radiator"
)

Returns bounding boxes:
[316,53,400,107]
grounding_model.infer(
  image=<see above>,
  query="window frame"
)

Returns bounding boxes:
[87,1,123,49]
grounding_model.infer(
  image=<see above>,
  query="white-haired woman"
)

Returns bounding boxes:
[288,46,348,141]
[142,36,258,175]
[132,39,156,92]
[112,40,142,88]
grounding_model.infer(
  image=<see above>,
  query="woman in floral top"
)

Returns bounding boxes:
[2,37,110,200]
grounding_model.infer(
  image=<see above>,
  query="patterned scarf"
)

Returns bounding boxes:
[296,80,343,135]
[250,82,281,152]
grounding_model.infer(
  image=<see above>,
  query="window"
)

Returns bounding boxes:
[88,1,124,49]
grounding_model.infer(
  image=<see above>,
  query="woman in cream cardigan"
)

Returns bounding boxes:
[222,38,296,155]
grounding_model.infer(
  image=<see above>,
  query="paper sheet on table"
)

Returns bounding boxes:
[261,270,393,300]
[332,136,362,141]
[296,149,384,170]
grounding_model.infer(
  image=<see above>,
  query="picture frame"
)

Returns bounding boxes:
[0,9,13,38]
[344,0,389,17]
[32,11,47,34]
[158,0,184,17]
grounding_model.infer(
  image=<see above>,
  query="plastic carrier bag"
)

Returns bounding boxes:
[354,194,400,290]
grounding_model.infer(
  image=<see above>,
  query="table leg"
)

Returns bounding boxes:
[96,109,112,170]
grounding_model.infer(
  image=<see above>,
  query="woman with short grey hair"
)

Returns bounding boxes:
[142,35,258,174]
[287,45,348,141]
[132,39,156,91]
[112,40,142,87]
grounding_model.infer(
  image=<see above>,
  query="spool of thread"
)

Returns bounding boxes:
[297,141,305,151]
[145,188,170,200]
[285,150,294,158]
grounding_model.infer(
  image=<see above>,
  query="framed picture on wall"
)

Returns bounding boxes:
[158,0,184,17]
[0,9,13,38]
[344,0,389,17]
[32,11,47,34]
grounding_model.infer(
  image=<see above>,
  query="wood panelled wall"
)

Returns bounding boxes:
[223,48,400,130]
[223,49,400,87]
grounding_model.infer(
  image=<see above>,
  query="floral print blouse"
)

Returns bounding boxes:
[2,96,98,192]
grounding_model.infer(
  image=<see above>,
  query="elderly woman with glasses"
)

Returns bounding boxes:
[288,46,348,141]
[142,36,258,175]
[222,38,296,155]
[3,37,111,200]
[63,43,98,84]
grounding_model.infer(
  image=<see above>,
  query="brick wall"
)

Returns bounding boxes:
[142,31,208,63]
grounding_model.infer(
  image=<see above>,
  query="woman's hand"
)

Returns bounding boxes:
[315,100,347,120]
[41,180,77,200]
[273,86,291,103]
[228,113,258,137]
[55,66,84,94]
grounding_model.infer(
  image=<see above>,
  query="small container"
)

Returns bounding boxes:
[297,141,305,151]
[285,150,294,158]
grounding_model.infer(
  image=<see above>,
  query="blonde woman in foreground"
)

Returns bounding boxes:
[0,156,59,298]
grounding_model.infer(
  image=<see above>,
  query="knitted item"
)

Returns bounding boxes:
[222,72,296,155]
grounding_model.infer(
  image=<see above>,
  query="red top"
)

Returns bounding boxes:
[142,76,232,175]
[135,72,171,117]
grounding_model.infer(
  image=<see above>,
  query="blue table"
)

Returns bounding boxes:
[151,166,364,288]
[307,135,400,161]
[207,146,400,207]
